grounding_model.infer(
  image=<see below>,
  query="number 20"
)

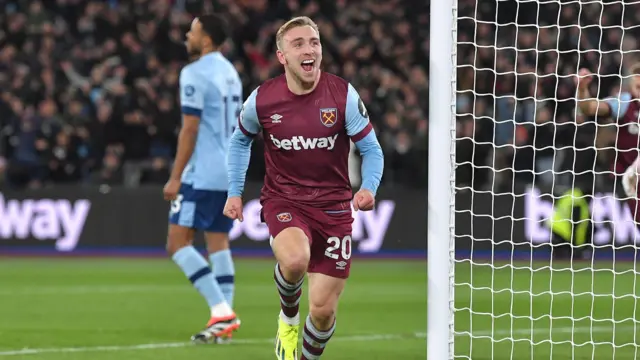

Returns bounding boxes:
[325,236,352,260]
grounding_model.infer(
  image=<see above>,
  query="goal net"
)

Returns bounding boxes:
[442,0,640,359]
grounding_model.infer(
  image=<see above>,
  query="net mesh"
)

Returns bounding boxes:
[454,0,640,358]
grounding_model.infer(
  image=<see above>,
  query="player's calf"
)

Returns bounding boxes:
[272,227,311,322]
[206,232,236,307]
[167,225,236,337]
[301,272,346,359]
[301,315,336,360]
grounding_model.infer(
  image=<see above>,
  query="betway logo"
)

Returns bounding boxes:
[0,194,91,251]
[270,134,338,151]
[526,187,640,245]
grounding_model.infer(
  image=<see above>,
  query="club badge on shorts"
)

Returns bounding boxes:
[277,212,292,222]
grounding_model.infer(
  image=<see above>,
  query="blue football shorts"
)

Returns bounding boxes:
[168,183,234,233]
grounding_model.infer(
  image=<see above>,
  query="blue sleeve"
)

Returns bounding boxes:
[605,92,631,121]
[179,65,204,117]
[237,88,261,136]
[354,132,384,196]
[227,88,261,197]
[345,83,383,195]
[227,129,253,197]
[345,83,373,139]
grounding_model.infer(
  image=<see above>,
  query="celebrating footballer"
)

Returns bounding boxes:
[224,16,384,360]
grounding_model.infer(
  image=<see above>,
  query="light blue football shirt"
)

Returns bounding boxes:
[179,51,243,191]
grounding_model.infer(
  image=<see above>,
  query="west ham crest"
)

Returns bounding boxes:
[277,212,292,222]
[320,108,338,128]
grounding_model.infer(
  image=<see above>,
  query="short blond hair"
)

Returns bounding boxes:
[630,63,640,75]
[276,16,319,50]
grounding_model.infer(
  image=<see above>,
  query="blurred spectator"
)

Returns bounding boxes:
[0,0,428,189]
[10,0,633,193]
[457,0,640,193]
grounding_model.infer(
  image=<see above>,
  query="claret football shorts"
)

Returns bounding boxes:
[261,198,354,279]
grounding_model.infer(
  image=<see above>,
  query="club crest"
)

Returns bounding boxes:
[277,212,292,222]
[320,108,338,128]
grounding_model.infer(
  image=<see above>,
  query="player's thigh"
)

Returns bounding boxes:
[166,184,200,254]
[262,199,312,270]
[306,211,352,322]
[307,272,346,320]
[307,210,354,279]
[203,191,235,253]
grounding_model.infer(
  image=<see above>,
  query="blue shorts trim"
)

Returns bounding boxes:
[168,184,233,233]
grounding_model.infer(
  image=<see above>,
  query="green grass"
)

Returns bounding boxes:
[455,259,640,359]
[0,258,426,360]
[0,257,637,359]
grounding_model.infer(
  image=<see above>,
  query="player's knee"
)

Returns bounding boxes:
[309,302,336,329]
[279,250,310,279]
[273,227,310,277]
[166,226,193,256]
[205,232,229,254]
[166,238,191,256]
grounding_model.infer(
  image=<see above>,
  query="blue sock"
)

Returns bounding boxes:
[210,249,235,307]
[173,246,226,308]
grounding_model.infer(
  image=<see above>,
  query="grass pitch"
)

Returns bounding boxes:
[0,257,637,359]
[0,258,426,359]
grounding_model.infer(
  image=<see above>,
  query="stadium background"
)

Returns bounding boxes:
[0,0,636,255]
[0,0,430,255]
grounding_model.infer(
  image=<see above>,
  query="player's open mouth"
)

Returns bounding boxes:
[301,59,315,72]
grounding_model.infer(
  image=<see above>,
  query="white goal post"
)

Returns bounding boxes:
[428,0,456,358]
[429,0,640,359]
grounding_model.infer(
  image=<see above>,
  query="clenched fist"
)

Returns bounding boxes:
[575,68,593,91]
[352,189,375,211]
[223,196,244,222]
[622,164,639,199]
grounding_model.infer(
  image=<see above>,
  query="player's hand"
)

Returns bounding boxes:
[353,189,375,211]
[223,196,244,222]
[575,68,593,91]
[163,179,181,201]
[622,164,638,198]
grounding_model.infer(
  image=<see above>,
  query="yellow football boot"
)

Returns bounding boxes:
[274,317,299,360]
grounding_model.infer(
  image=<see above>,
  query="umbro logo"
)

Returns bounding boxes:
[270,114,282,123]
[336,261,347,270]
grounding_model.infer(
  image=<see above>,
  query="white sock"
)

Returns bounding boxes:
[280,310,300,326]
[210,302,234,318]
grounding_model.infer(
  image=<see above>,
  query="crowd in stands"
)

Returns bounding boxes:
[0,0,428,190]
[6,0,632,194]
[456,0,640,194]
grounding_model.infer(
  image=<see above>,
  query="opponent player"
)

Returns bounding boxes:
[163,14,242,343]
[575,66,640,223]
[224,16,384,360]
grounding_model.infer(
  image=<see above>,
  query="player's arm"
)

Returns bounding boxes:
[576,87,614,118]
[227,88,261,198]
[345,83,384,196]
[575,68,630,120]
[170,66,204,181]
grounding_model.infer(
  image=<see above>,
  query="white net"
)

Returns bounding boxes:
[454,0,640,359]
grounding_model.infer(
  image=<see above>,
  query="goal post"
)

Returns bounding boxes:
[427,0,457,359]
[446,0,640,359]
